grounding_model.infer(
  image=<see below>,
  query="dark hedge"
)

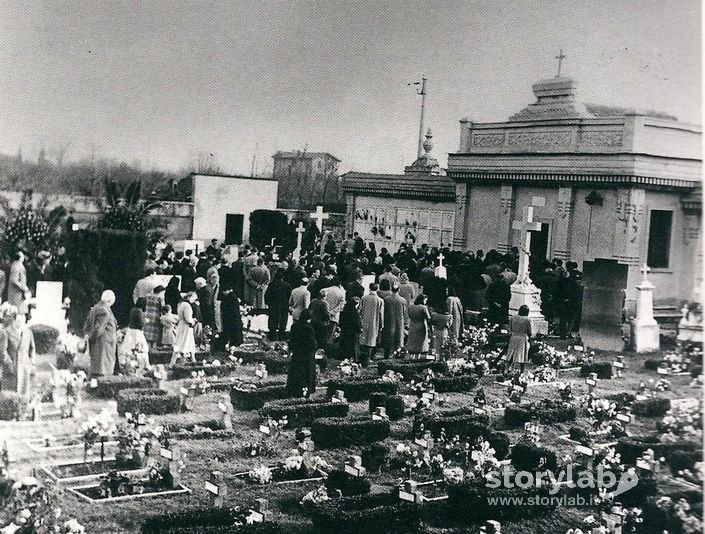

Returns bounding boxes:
[642,490,704,534]
[615,435,702,464]
[632,397,671,417]
[412,413,509,459]
[510,441,558,472]
[230,385,290,411]
[116,388,181,416]
[504,400,577,426]
[311,417,390,449]
[325,378,398,402]
[579,362,613,379]
[324,469,372,497]
[367,394,404,420]
[0,392,26,420]
[259,398,349,427]
[447,482,555,521]
[29,324,60,354]
[93,376,153,399]
[141,507,283,533]
[308,492,421,533]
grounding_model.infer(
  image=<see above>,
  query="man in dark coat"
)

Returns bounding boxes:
[382,285,408,359]
[264,270,292,341]
[84,290,118,377]
[220,286,243,349]
[195,277,216,331]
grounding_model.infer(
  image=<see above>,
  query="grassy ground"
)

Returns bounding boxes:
[2,340,702,533]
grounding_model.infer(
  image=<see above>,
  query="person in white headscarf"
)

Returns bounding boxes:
[83,290,118,377]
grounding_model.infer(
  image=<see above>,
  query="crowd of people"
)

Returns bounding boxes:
[0,231,585,401]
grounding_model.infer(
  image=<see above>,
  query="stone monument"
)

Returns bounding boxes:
[29,281,67,334]
[508,197,548,335]
[434,253,447,280]
[630,264,660,352]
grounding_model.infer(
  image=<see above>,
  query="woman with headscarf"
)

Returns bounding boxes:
[171,292,197,364]
[504,305,532,373]
[286,309,317,397]
[406,294,431,357]
[0,303,35,398]
[83,290,118,377]
[144,285,165,348]
[398,272,418,305]
[339,297,362,363]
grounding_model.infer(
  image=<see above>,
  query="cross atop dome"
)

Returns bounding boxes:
[555,49,566,77]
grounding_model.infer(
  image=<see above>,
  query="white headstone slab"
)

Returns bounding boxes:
[361,274,376,295]
[36,281,63,311]
[223,245,239,264]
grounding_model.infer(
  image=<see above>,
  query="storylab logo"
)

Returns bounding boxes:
[484,465,639,503]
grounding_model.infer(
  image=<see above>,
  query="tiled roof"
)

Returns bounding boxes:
[585,103,677,120]
[273,151,341,162]
[342,172,456,201]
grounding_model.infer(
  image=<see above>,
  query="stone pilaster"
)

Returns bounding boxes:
[345,193,356,235]
[552,186,574,260]
[452,182,469,250]
[496,185,515,253]
[613,188,645,266]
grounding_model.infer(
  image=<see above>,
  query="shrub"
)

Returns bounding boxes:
[447,481,555,521]
[606,392,636,407]
[361,444,389,472]
[324,469,371,497]
[504,400,576,427]
[642,490,704,534]
[430,375,478,393]
[579,362,612,379]
[385,395,405,420]
[377,360,448,379]
[29,324,60,354]
[0,392,27,420]
[166,419,235,441]
[632,397,671,417]
[413,412,509,459]
[259,398,349,427]
[116,388,181,416]
[93,375,153,399]
[368,394,405,421]
[615,435,701,464]
[309,492,421,533]
[644,359,660,371]
[325,378,398,402]
[511,441,558,472]
[668,449,703,476]
[230,384,289,411]
[690,365,702,378]
[141,508,282,533]
[311,417,390,449]
[170,363,239,380]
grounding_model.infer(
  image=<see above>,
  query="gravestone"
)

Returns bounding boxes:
[361,274,376,295]
[581,259,628,352]
[30,281,67,334]
[434,253,447,280]
[508,197,548,335]
[630,265,660,353]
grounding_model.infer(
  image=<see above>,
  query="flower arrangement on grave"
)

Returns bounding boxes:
[283,451,304,472]
[248,464,273,485]
[0,477,86,534]
[505,373,528,404]
[658,399,703,442]
[676,461,703,486]
[410,369,436,397]
[394,443,425,479]
[338,358,361,378]
[243,415,287,457]
[652,497,703,534]
[446,358,476,376]
[81,410,116,463]
[49,369,86,418]
[557,381,574,402]
[585,395,618,431]
[114,412,164,468]
[566,508,644,534]
[189,370,209,394]
[473,388,486,407]
[440,438,501,486]
[381,370,404,384]
[55,332,86,370]
[526,365,557,384]
[300,485,330,507]
[654,378,671,391]
[460,324,493,357]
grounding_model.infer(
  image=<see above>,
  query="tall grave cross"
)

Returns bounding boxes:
[512,196,545,284]
[555,49,566,77]
[292,221,305,262]
[310,205,329,232]
[434,252,447,280]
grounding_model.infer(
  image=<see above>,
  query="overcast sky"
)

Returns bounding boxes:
[0,0,700,175]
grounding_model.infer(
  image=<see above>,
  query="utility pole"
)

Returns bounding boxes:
[415,77,427,159]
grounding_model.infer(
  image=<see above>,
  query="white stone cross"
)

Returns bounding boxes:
[310,205,329,231]
[293,222,306,262]
[434,252,447,280]
[512,197,545,284]
[437,252,445,268]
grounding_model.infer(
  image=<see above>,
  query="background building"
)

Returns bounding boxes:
[272,151,342,211]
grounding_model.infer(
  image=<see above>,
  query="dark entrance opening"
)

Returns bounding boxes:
[225,214,244,245]
[580,258,629,351]
[530,222,550,262]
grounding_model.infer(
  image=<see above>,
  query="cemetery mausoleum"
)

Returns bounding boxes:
[447,75,702,308]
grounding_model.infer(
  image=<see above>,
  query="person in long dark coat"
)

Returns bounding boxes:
[339,297,362,362]
[164,276,181,314]
[264,270,292,341]
[308,294,332,349]
[83,290,118,377]
[486,279,511,326]
[286,309,317,397]
[382,286,408,359]
[220,286,244,349]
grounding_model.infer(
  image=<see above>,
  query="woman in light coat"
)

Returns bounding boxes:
[171,292,197,364]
